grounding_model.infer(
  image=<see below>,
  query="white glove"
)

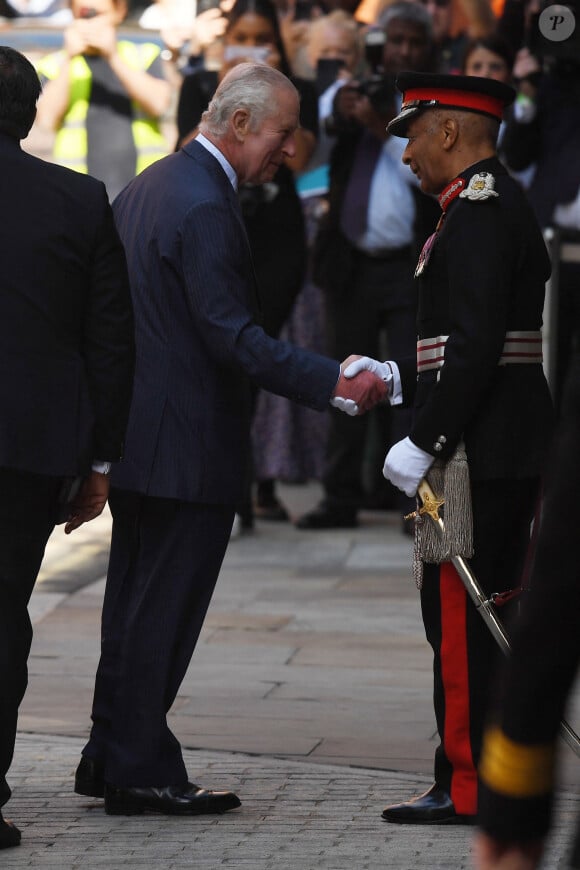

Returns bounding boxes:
[383,436,434,497]
[330,396,359,416]
[344,356,393,388]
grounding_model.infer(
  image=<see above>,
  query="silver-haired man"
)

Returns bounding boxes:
[73,62,386,818]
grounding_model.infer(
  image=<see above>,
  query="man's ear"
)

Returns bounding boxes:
[231,108,251,142]
[441,117,458,151]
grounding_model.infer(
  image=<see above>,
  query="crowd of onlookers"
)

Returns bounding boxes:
[4,0,580,532]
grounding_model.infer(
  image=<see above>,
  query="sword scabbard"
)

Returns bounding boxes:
[415,477,580,759]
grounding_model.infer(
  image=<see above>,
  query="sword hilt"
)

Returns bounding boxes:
[404,480,445,524]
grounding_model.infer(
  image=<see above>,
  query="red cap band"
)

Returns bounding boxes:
[402,87,505,121]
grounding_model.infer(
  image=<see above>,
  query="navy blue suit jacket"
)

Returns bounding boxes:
[0,133,134,476]
[112,139,339,504]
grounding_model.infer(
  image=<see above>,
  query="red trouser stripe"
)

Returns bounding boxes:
[439,562,478,814]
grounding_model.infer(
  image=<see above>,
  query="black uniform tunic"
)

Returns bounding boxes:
[395,155,554,814]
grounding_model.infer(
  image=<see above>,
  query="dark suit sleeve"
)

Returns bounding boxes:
[83,185,135,460]
[179,199,339,410]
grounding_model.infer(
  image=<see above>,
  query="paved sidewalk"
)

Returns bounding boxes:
[4,482,580,868]
[4,734,580,869]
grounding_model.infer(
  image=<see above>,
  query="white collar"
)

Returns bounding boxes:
[195,133,238,191]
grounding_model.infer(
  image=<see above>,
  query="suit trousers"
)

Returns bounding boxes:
[0,468,61,808]
[420,476,539,815]
[323,249,417,510]
[83,487,235,787]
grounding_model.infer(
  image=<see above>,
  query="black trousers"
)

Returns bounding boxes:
[83,488,234,787]
[0,468,61,808]
[323,250,417,511]
[420,477,539,815]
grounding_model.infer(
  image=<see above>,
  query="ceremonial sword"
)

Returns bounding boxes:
[412,479,580,759]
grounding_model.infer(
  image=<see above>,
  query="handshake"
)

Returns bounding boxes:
[330,355,435,498]
[330,355,393,416]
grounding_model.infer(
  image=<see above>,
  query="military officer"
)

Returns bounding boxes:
[345,72,554,824]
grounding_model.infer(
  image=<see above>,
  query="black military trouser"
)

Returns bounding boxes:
[420,476,539,815]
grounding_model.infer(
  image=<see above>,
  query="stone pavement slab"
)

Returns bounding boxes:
[3,734,580,870]
[23,488,440,774]
[11,482,580,867]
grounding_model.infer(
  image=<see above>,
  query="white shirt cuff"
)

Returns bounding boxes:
[388,361,403,405]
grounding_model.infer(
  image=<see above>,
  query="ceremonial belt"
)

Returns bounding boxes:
[417,331,543,373]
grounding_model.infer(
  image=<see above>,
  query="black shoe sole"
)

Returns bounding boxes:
[105,794,242,816]
[382,812,476,825]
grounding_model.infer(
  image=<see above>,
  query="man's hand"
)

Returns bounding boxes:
[332,83,360,123]
[64,21,91,58]
[383,436,434,497]
[330,356,388,416]
[64,471,110,534]
[473,831,544,870]
[344,355,393,388]
[81,17,118,59]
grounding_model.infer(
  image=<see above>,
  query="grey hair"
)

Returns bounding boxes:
[426,107,500,145]
[377,1,433,40]
[199,63,298,137]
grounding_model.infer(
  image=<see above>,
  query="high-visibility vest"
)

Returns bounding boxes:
[37,41,167,176]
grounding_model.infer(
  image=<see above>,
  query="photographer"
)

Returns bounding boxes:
[501,0,580,410]
[35,0,171,201]
[297,0,440,532]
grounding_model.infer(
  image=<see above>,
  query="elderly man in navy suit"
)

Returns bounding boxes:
[74,62,386,817]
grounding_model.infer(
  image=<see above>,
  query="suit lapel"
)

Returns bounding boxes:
[183,140,263,320]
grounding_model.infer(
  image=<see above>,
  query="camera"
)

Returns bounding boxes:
[354,74,396,116]
[324,74,396,136]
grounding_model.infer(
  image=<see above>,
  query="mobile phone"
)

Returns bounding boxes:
[315,58,345,94]
[196,0,221,14]
[294,0,313,20]
[223,44,270,62]
[364,27,385,74]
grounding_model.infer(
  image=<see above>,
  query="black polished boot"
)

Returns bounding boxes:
[382,784,476,825]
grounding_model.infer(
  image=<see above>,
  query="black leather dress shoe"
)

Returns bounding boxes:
[75,756,105,798]
[381,784,476,825]
[295,504,358,530]
[0,812,21,849]
[104,782,242,816]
